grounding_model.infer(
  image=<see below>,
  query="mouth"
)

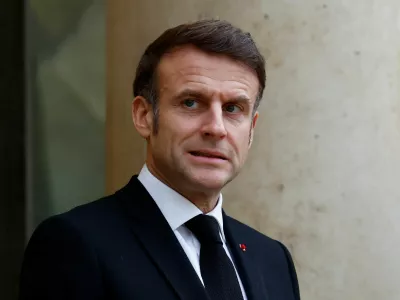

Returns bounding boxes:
[189,150,228,161]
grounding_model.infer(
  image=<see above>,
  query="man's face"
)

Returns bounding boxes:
[136,46,259,195]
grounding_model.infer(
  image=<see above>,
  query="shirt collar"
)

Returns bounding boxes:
[138,164,226,241]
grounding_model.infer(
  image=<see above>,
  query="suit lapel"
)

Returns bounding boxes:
[119,176,208,300]
[223,212,269,300]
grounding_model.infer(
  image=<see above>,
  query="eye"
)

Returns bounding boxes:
[183,99,198,108]
[224,104,241,113]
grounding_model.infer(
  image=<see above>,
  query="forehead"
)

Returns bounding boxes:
[156,46,259,100]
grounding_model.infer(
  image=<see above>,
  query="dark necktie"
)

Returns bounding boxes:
[185,214,244,300]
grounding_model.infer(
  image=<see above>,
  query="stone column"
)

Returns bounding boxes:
[106,1,400,299]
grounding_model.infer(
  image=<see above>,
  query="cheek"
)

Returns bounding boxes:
[163,115,199,140]
[154,121,189,152]
[230,128,251,158]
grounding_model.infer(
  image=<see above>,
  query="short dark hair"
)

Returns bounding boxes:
[133,19,266,130]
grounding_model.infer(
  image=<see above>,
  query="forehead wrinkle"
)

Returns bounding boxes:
[161,55,255,81]
[173,73,255,93]
[179,80,252,96]
[173,66,254,86]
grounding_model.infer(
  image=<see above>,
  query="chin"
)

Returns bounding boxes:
[188,170,232,190]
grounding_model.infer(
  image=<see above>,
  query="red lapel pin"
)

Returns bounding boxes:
[239,244,247,252]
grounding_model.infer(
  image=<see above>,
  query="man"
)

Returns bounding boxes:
[19,20,300,300]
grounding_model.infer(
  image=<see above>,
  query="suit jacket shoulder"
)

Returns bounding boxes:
[20,178,209,300]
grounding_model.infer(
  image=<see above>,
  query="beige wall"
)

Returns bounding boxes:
[107,1,400,299]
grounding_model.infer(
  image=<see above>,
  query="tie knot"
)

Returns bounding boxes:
[185,215,222,245]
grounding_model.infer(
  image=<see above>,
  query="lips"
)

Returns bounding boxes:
[189,150,228,160]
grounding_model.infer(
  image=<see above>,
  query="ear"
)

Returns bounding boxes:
[132,96,153,139]
[248,111,259,148]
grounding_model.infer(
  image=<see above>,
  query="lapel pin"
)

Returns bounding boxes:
[239,244,247,252]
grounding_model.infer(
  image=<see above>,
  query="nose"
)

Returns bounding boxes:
[200,105,227,140]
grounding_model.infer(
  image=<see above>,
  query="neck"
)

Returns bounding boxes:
[185,191,220,214]
[146,163,220,214]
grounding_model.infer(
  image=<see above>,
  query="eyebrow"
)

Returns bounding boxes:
[229,95,251,104]
[175,88,251,104]
[175,88,204,100]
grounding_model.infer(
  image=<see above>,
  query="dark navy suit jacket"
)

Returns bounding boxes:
[19,176,300,300]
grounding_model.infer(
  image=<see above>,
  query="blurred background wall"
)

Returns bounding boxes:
[1,0,105,298]
[1,0,400,299]
[25,0,106,234]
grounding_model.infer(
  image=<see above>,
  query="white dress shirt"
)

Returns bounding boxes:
[138,164,247,299]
